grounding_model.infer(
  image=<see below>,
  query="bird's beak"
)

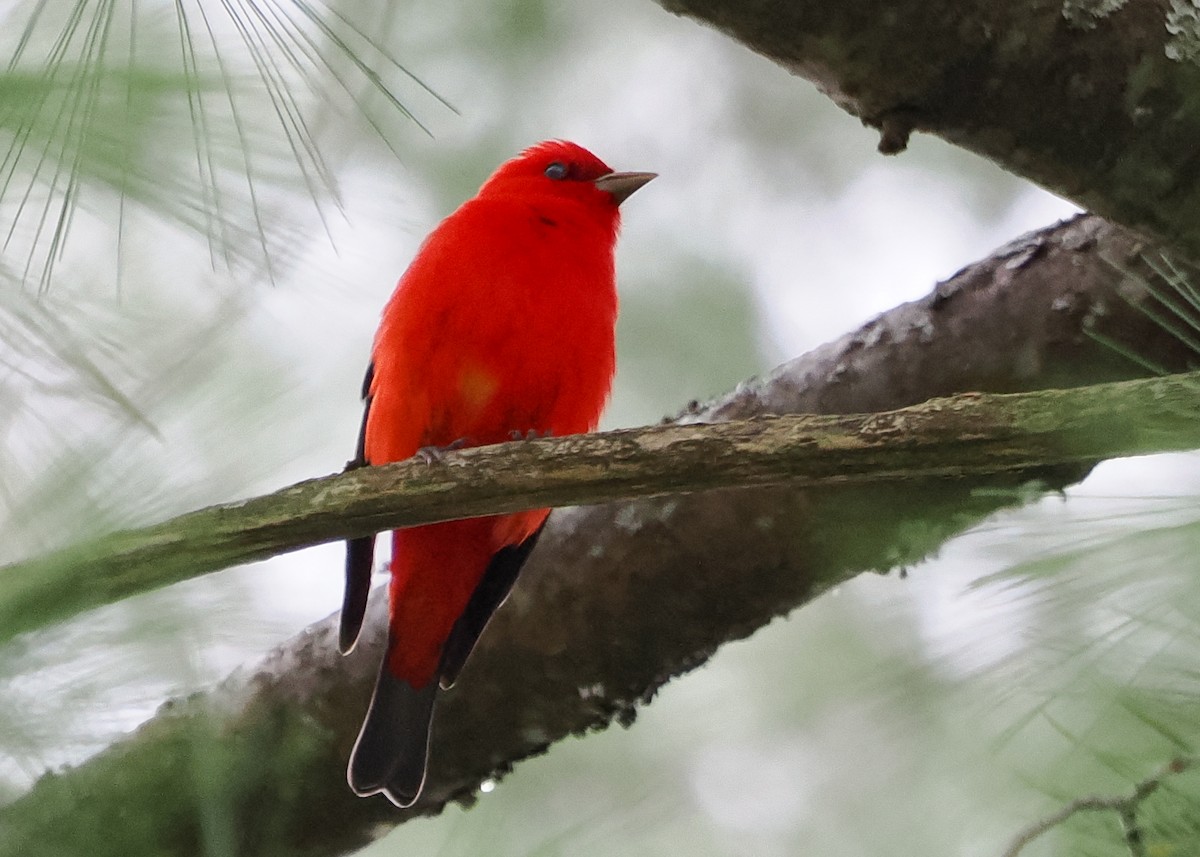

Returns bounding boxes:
[594,171,657,205]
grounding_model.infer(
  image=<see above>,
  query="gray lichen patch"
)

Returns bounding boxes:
[1061,0,1131,30]
[1166,0,1200,62]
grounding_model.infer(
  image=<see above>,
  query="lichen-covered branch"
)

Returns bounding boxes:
[3,216,1200,857]
[5,365,1200,649]
[656,0,1200,258]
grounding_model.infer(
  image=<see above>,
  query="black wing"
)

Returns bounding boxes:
[437,519,548,689]
[340,362,377,655]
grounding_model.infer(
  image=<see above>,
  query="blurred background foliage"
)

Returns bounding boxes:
[2,0,1199,855]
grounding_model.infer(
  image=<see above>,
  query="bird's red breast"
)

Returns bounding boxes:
[365,141,628,686]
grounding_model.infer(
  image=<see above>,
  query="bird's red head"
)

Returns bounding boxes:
[477,140,655,211]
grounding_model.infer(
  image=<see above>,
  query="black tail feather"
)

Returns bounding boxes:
[348,653,437,808]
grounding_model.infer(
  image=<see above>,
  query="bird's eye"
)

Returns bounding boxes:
[544,161,569,180]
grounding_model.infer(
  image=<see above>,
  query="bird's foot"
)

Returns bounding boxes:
[414,438,468,465]
[508,428,551,441]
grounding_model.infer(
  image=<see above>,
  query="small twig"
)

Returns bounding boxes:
[999,755,1199,857]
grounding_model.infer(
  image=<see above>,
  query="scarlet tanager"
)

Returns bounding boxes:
[340,140,655,807]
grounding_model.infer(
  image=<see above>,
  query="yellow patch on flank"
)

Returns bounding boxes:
[458,362,499,416]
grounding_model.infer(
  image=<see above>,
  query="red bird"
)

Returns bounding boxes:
[340,141,654,807]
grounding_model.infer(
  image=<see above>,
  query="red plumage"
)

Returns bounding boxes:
[340,141,654,807]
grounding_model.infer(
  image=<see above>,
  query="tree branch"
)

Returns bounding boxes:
[5,369,1200,648]
[655,0,1200,258]
[3,216,1200,857]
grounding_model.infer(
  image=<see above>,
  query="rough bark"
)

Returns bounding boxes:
[2,215,1198,857]
[656,0,1200,259]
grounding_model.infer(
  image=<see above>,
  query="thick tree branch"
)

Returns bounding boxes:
[656,0,1200,258]
[3,216,1200,857]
